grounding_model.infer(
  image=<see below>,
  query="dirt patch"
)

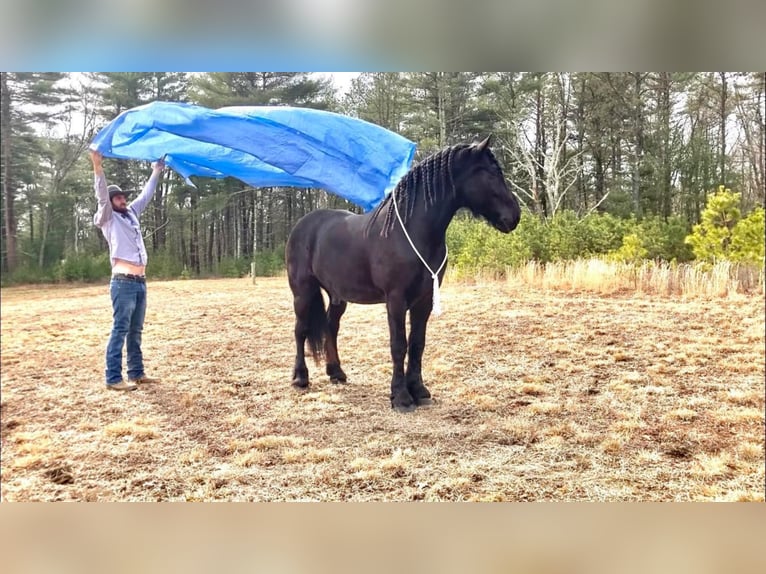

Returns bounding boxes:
[1,277,763,501]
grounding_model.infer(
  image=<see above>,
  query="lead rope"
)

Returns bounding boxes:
[391,187,448,317]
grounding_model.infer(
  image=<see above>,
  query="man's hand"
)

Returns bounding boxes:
[89,149,102,168]
[152,157,166,173]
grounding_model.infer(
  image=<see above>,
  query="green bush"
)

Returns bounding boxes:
[610,233,648,263]
[731,207,765,265]
[631,216,694,262]
[685,187,739,262]
[446,207,700,276]
[148,252,184,279]
[685,186,763,265]
[217,257,245,278]
[253,249,286,276]
[546,211,583,261]
[55,253,111,282]
[447,215,531,273]
[516,212,550,262]
[6,264,56,285]
[580,212,632,254]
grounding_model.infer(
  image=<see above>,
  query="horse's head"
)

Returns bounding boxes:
[456,136,521,233]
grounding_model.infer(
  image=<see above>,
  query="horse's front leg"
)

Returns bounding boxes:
[386,294,415,413]
[406,296,433,406]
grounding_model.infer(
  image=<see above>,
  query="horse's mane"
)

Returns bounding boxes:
[365,141,502,238]
[365,143,466,237]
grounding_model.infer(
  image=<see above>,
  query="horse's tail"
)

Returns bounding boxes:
[306,288,328,364]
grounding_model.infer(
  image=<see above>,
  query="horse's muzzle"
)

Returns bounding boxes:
[497,212,520,233]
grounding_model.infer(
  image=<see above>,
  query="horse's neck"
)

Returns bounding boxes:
[405,194,458,249]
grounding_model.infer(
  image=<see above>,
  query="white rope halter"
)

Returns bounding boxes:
[391,187,448,317]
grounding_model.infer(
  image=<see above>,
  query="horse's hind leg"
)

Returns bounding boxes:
[291,293,311,388]
[290,280,320,389]
[325,299,348,383]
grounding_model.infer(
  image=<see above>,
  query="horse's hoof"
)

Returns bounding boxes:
[292,379,309,389]
[330,377,347,384]
[326,364,347,383]
[415,397,434,407]
[392,402,417,413]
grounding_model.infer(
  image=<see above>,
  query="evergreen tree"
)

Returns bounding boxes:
[1,72,69,272]
[343,73,412,134]
[685,186,742,261]
[190,73,333,108]
[406,72,481,153]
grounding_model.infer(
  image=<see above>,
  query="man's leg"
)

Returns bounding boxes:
[126,281,147,381]
[105,278,137,386]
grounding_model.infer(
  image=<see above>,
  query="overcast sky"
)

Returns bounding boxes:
[315,71,360,94]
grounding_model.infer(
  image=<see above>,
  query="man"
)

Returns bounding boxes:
[91,150,166,391]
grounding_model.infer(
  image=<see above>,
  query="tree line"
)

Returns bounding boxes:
[1,72,764,282]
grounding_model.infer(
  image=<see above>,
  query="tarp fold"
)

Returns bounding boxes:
[90,101,416,211]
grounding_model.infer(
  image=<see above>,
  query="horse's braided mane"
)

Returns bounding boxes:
[365,143,464,237]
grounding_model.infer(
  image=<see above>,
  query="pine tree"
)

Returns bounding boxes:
[1,72,69,272]
[685,186,742,261]
[190,73,332,108]
[343,73,411,134]
[406,72,481,153]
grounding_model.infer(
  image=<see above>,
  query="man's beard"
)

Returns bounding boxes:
[112,203,128,214]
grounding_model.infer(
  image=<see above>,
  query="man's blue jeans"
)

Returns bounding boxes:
[105,276,147,385]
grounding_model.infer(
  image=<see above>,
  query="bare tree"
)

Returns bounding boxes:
[503,117,587,218]
[501,77,588,218]
[733,72,765,209]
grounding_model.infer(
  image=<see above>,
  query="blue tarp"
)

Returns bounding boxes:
[90,101,417,211]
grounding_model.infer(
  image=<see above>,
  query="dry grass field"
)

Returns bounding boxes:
[1,274,764,501]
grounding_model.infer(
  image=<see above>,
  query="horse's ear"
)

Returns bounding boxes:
[475,135,492,151]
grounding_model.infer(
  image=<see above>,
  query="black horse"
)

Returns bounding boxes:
[285,136,521,412]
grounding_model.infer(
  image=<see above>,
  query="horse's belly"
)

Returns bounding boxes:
[341,288,386,305]
[318,274,385,305]
[312,256,383,304]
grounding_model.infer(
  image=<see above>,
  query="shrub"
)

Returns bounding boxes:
[6,265,56,285]
[632,216,694,262]
[685,186,741,262]
[447,207,701,275]
[610,233,648,263]
[253,249,285,276]
[731,207,765,265]
[217,257,248,278]
[55,254,111,282]
[149,252,184,279]
[686,187,764,265]
[447,215,531,274]
[580,212,632,254]
[547,210,587,261]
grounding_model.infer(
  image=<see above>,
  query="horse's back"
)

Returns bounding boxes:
[287,209,354,255]
[286,209,356,278]
[289,209,353,237]
[286,208,385,303]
